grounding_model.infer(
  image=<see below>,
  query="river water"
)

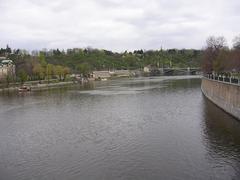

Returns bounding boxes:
[0,76,240,180]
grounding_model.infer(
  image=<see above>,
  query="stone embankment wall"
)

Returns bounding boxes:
[201,78,240,120]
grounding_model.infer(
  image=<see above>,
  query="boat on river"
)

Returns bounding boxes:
[18,86,31,92]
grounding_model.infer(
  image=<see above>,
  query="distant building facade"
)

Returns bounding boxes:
[92,71,111,80]
[143,65,151,73]
[0,57,15,80]
[144,65,157,73]
[111,70,131,77]
[91,70,133,80]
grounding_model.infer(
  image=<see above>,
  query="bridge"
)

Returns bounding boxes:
[150,67,201,76]
[159,67,201,75]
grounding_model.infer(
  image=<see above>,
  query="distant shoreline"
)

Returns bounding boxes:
[0,81,77,92]
[0,75,202,93]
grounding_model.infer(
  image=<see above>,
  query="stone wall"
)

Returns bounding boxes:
[201,78,240,120]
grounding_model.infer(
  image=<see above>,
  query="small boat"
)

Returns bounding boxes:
[18,86,31,92]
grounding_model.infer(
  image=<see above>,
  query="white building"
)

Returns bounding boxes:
[92,71,111,80]
[143,65,151,73]
[0,58,15,80]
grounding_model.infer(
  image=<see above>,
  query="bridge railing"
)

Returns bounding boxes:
[204,74,240,85]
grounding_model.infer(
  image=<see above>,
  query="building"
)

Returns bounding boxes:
[111,70,131,77]
[92,71,111,80]
[143,65,160,73]
[0,57,15,80]
[143,65,161,75]
[143,65,151,73]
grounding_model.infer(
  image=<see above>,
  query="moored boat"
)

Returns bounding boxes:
[18,86,31,92]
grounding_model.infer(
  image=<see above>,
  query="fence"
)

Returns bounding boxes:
[205,74,240,85]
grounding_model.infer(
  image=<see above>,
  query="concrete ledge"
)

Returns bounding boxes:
[201,78,240,120]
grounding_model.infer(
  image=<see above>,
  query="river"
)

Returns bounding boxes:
[0,76,240,180]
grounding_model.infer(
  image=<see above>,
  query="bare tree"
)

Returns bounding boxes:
[202,36,228,74]
[206,36,228,51]
[233,35,240,50]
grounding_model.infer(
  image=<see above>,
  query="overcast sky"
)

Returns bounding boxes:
[0,0,239,51]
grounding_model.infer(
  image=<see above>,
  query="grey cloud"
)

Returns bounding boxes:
[0,0,239,51]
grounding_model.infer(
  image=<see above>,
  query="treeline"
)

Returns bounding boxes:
[44,48,202,71]
[0,46,202,81]
[202,35,240,74]
[0,47,70,83]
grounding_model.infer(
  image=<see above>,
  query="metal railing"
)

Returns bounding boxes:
[205,74,240,85]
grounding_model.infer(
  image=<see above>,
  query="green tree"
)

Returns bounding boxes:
[63,67,70,80]
[55,65,64,81]
[76,63,91,76]
[46,64,54,82]
[33,63,45,80]
[18,70,28,84]
[3,74,14,88]
[39,52,47,67]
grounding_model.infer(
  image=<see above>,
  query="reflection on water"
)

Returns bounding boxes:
[202,98,240,178]
[0,76,240,180]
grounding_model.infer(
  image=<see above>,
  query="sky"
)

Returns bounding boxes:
[0,0,239,52]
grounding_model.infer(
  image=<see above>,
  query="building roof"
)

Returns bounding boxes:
[1,59,13,65]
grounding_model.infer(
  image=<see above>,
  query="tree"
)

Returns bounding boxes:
[53,49,61,56]
[33,63,45,80]
[202,36,228,73]
[2,74,14,88]
[18,70,28,84]
[6,44,12,55]
[46,64,54,82]
[233,35,240,50]
[63,67,70,80]
[213,49,229,73]
[1,46,203,82]
[206,36,227,51]
[55,65,64,81]
[39,52,47,67]
[76,63,91,76]
[230,49,240,72]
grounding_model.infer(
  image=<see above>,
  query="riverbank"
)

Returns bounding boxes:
[0,75,202,93]
[0,81,77,92]
[201,77,240,120]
